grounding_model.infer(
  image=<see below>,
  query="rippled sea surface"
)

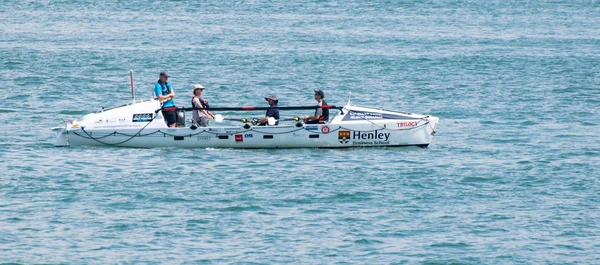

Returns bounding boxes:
[1,1,599,264]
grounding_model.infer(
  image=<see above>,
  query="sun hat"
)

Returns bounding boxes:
[265,95,278,101]
[193,84,205,89]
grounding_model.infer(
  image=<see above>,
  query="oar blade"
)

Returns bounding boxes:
[214,114,224,123]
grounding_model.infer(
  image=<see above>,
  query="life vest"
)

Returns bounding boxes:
[191,97,209,109]
[158,81,176,109]
[319,100,329,123]
[159,81,171,95]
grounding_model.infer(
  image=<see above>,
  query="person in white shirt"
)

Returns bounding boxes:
[191,84,215,127]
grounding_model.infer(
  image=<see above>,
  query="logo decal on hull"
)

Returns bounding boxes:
[132,113,153,122]
[338,130,391,145]
[197,136,212,141]
[398,121,418,127]
[338,130,350,144]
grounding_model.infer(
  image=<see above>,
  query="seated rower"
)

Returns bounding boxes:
[258,95,280,126]
[303,90,329,124]
[191,84,215,127]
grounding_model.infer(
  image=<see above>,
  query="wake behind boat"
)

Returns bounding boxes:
[51,98,439,148]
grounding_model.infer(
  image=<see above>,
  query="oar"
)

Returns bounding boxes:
[211,115,249,123]
[211,115,253,123]
[155,105,342,115]
[212,115,301,125]
[183,105,341,112]
[214,114,224,123]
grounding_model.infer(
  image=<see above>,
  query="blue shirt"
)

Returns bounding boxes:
[266,103,280,119]
[154,81,175,108]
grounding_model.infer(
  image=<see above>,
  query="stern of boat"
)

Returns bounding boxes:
[52,119,74,147]
[51,126,69,147]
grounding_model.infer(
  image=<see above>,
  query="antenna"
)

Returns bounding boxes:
[130,70,135,103]
[347,92,352,106]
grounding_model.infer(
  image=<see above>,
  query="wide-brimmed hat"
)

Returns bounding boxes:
[265,95,278,101]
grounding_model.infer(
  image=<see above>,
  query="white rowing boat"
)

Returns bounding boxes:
[52,98,439,148]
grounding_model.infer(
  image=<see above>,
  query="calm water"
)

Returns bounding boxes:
[1,1,600,264]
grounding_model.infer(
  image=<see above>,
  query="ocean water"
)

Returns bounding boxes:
[1,1,600,264]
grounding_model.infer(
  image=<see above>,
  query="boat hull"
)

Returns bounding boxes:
[53,100,439,149]
[58,120,438,148]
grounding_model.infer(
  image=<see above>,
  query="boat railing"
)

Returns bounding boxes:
[97,98,156,113]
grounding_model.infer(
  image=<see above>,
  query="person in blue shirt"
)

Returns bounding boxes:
[154,71,177,127]
[258,95,280,126]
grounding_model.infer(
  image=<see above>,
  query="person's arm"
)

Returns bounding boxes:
[154,83,166,102]
[304,114,321,121]
[192,98,202,110]
[155,83,174,103]
[202,110,215,119]
[304,108,322,121]
[260,109,272,124]
[166,83,175,100]
[259,116,269,124]
[158,94,173,103]
[193,98,212,118]
[199,99,214,118]
[166,91,174,100]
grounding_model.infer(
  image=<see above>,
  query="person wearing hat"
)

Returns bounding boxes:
[303,90,329,124]
[258,95,280,126]
[191,84,215,127]
[154,71,177,127]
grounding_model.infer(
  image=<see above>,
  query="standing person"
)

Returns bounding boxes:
[303,90,329,124]
[191,84,215,127]
[154,71,177,127]
[258,95,280,126]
